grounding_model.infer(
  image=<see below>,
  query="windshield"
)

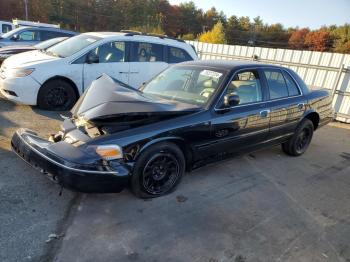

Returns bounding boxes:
[1,27,23,38]
[34,37,67,50]
[45,34,100,58]
[142,66,227,106]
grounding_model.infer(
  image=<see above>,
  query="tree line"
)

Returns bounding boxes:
[1,0,349,53]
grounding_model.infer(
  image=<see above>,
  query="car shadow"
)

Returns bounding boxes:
[0,95,18,138]
[31,106,68,121]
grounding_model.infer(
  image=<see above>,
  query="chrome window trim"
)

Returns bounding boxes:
[214,66,304,112]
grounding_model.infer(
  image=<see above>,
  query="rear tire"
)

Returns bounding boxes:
[131,142,185,198]
[282,119,314,156]
[37,79,77,111]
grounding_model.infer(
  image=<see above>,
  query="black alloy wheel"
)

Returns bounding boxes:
[131,142,185,198]
[46,86,69,108]
[295,128,312,154]
[282,118,314,156]
[142,153,180,195]
[37,79,77,111]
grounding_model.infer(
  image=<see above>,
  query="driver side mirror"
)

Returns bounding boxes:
[86,52,99,64]
[224,93,240,107]
[11,34,19,41]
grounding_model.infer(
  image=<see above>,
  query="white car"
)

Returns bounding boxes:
[0,32,197,110]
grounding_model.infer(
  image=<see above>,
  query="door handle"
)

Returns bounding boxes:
[119,71,128,74]
[297,103,305,110]
[260,109,270,118]
[129,71,139,74]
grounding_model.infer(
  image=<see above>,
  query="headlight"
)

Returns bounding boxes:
[6,68,35,78]
[96,145,123,160]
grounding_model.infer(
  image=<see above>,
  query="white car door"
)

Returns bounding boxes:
[128,42,169,88]
[82,41,130,91]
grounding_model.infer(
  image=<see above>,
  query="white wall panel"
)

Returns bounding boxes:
[188,41,350,122]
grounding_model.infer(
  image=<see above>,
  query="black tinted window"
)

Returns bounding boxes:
[130,42,164,62]
[168,47,192,63]
[283,71,300,96]
[264,69,288,99]
[41,31,63,41]
[2,24,12,33]
[91,41,125,63]
[225,70,263,105]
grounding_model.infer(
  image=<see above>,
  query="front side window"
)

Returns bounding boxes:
[131,42,164,62]
[18,30,40,41]
[46,34,100,58]
[90,41,125,63]
[224,70,263,105]
[168,47,192,63]
[142,66,226,106]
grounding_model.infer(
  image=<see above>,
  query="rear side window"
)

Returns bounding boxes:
[41,31,66,41]
[283,71,300,96]
[2,24,12,33]
[131,42,165,62]
[263,69,288,99]
[168,47,192,63]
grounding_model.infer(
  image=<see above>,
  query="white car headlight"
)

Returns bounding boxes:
[6,68,35,78]
[95,145,123,160]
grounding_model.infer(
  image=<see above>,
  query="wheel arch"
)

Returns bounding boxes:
[303,111,320,130]
[137,137,194,171]
[38,76,80,103]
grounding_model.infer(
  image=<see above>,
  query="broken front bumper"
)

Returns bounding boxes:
[11,128,130,193]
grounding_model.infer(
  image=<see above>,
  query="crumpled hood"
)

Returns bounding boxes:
[71,74,200,121]
[2,50,59,69]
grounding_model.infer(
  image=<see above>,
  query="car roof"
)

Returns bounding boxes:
[178,60,284,71]
[83,32,188,46]
[16,26,76,34]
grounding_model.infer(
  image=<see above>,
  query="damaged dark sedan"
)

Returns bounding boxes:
[11,60,334,198]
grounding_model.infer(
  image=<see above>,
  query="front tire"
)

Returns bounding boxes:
[37,79,77,111]
[282,119,314,156]
[131,142,185,198]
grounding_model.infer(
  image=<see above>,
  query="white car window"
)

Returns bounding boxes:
[131,42,164,62]
[168,47,192,63]
[91,41,126,63]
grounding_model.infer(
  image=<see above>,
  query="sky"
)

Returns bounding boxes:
[169,0,350,29]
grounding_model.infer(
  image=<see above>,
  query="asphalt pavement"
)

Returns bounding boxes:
[1,95,350,262]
